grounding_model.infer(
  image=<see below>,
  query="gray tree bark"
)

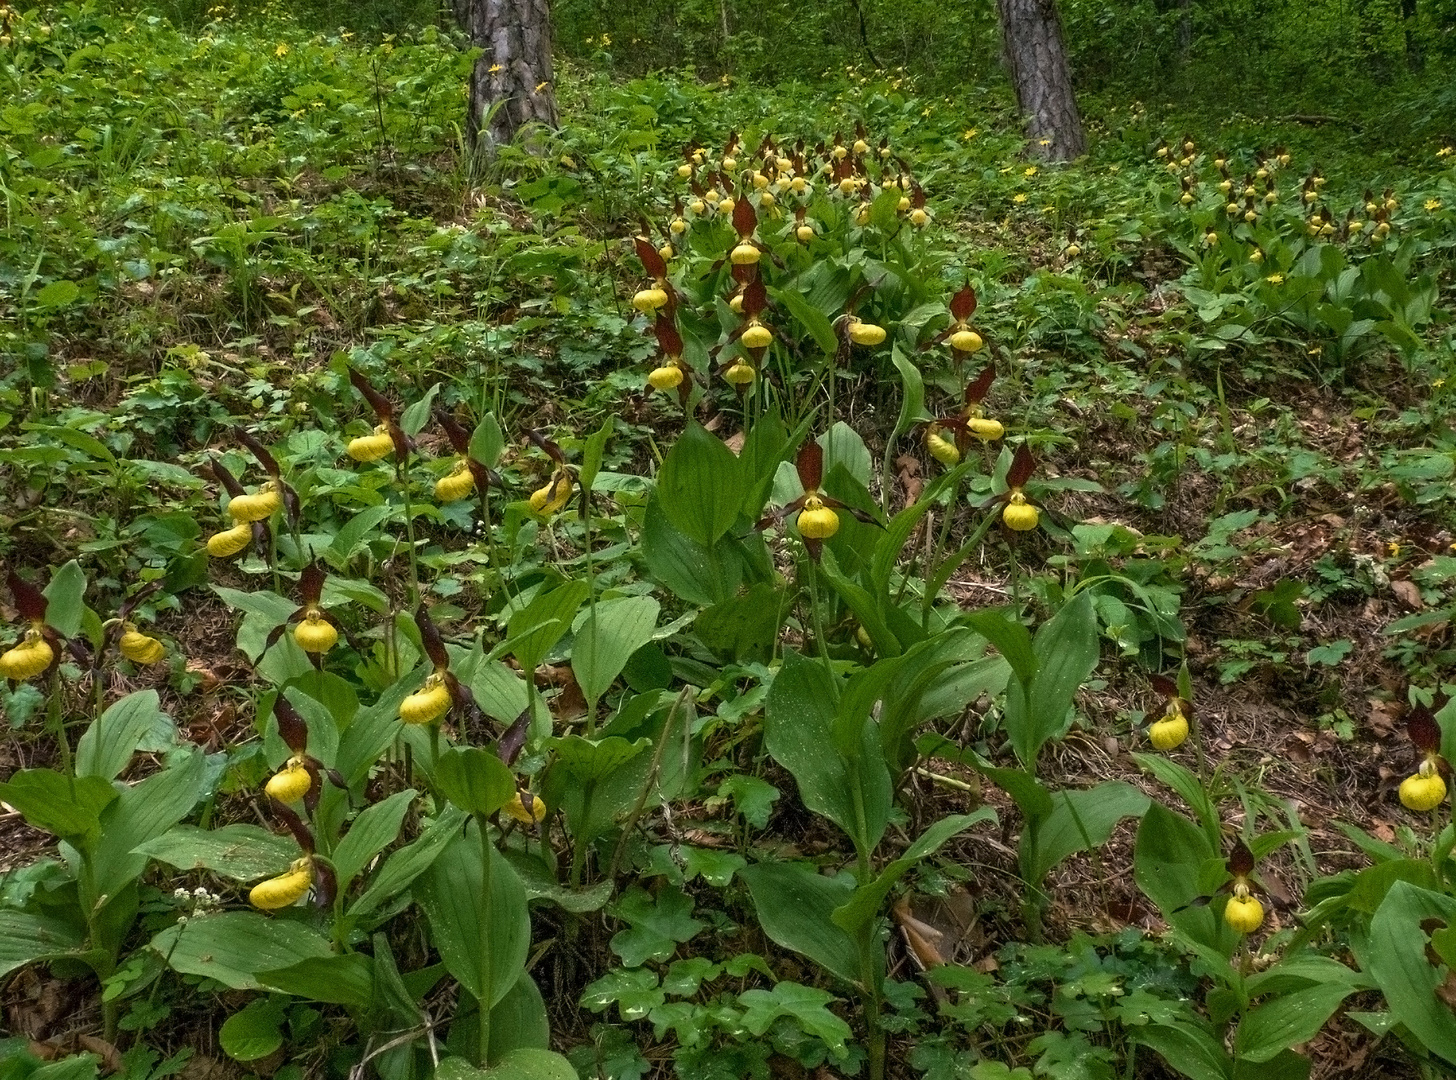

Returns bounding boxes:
[452,0,559,149]
[996,0,1085,162]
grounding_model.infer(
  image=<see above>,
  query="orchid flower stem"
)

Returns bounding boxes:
[806,559,830,664]
[48,666,74,794]
[399,458,421,607]
[477,486,507,599]
[477,814,495,1067]
[583,494,599,736]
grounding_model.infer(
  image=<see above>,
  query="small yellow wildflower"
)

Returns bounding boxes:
[1425,198,1442,211]
[489,63,503,73]
[963,128,978,139]
[1024,166,1038,177]
[1264,273,1284,285]
[1013,193,1028,204]
[274,43,289,57]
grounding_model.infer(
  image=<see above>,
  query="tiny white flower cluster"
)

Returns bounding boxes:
[172,885,223,913]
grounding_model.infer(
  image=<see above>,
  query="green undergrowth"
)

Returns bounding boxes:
[3,6,1456,1080]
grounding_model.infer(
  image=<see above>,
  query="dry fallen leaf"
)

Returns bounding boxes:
[1391,579,1424,610]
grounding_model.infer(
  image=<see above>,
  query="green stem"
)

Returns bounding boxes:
[583,491,599,736]
[920,505,998,629]
[858,925,885,1080]
[399,457,421,607]
[477,815,494,1067]
[570,785,593,888]
[48,668,74,794]
[805,560,831,663]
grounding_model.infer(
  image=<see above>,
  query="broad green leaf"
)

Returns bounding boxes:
[132,824,298,881]
[572,596,659,704]
[257,953,374,1007]
[819,422,873,488]
[507,579,589,674]
[416,823,529,1009]
[350,806,467,920]
[579,417,613,495]
[832,809,997,934]
[469,413,505,468]
[434,1048,578,1080]
[1233,981,1355,1063]
[1134,803,1236,957]
[150,911,333,991]
[90,750,206,903]
[1027,782,1150,885]
[965,608,1036,687]
[1367,881,1456,1064]
[739,862,860,984]
[1131,752,1221,850]
[503,850,613,913]
[331,788,418,889]
[400,382,441,436]
[220,996,287,1062]
[694,581,785,662]
[820,551,902,657]
[737,982,851,1050]
[0,911,84,980]
[1134,1021,1230,1080]
[1024,591,1100,762]
[553,734,649,783]
[774,287,839,355]
[891,344,930,439]
[640,493,745,606]
[0,770,116,849]
[33,279,81,309]
[435,747,515,817]
[42,560,88,639]
[656,422,745,548]
[483,970,551,1060]
[764,651,890,854]
[77,690,170,781]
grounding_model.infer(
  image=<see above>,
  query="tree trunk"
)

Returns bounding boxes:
[996,0,1085,162]
[1401,0,1424,71]
[452,0,559,150]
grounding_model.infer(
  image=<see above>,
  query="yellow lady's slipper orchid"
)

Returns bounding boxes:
[648,365,684,391]
[848,320,886,346]
[293,610,338,654]
[949,329,983,353]
[1002,491,1039,531]
[1148,710,1189,751]
[435,464,476,503]
[1400,758,1447,811]
[730,242,761,266]
[249,858,313,910]
[796,496,839,540]
[0,627,54,681]
[119,624,167,665]
[741,323,772,349]
[724,362,756,386]
[529,474,573,515]
[227,482,282,523]
[265,759,313,803]
[348,425,395,462]
[1223,887,1264,934]
[633,287,668,313]
[207,522,253,558]
[400,673,453,725]
[504,790,547,824]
